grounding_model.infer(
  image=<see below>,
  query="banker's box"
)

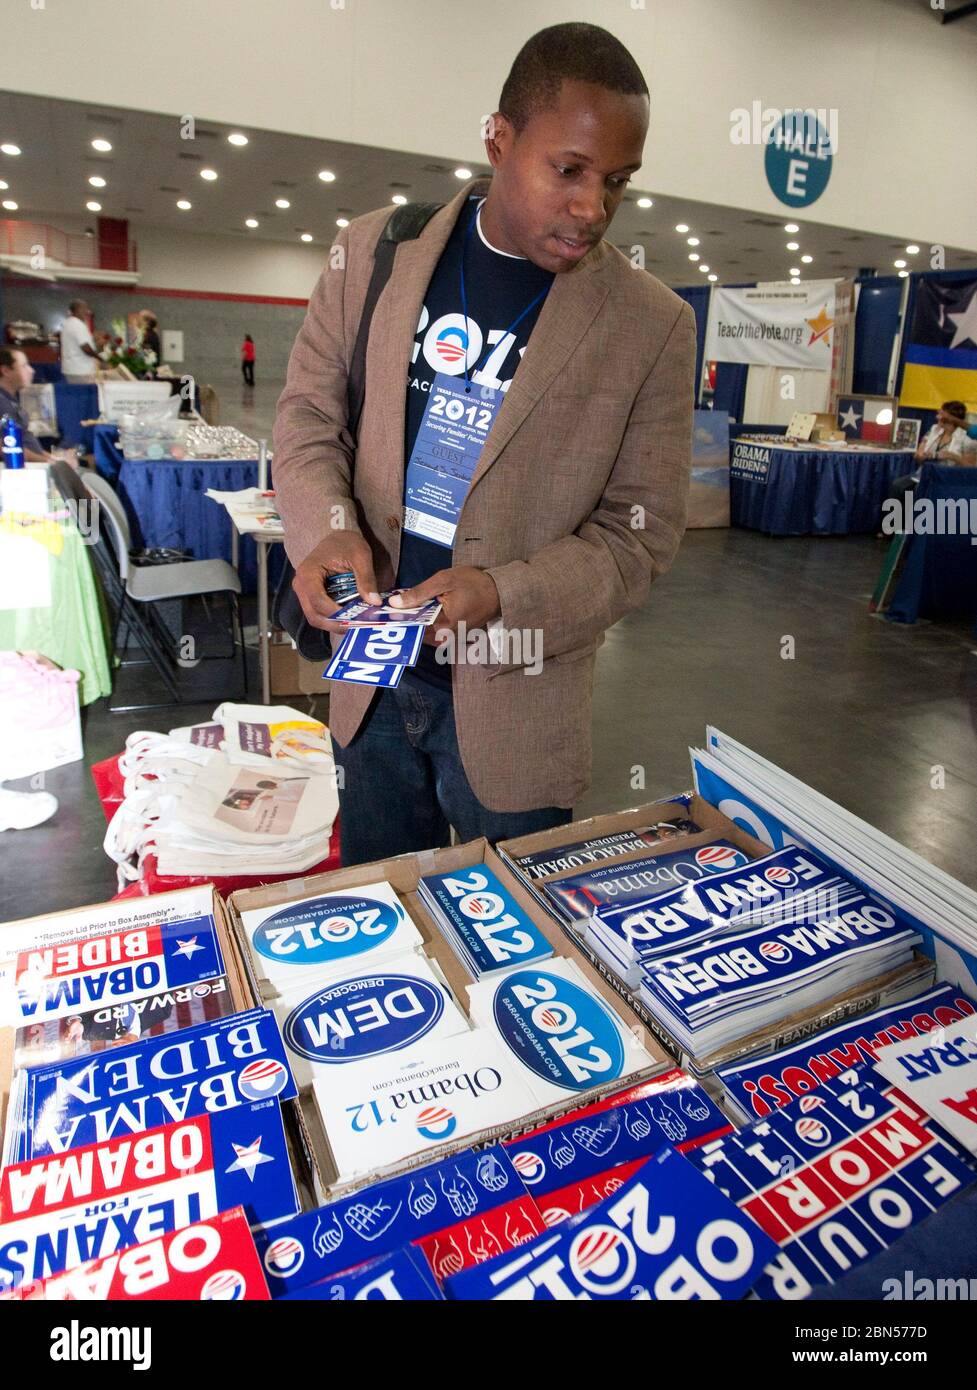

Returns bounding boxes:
[496,794,934,1080]
[227,839,673,1205]
[0,885,254,1156]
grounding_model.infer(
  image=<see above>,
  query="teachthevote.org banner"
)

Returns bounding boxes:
[704,282,836,369]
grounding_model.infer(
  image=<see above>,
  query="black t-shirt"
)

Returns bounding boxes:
[0,386,43,456]
[399,195,554,686]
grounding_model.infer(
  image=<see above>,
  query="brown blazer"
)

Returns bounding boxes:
[273,177,695,813]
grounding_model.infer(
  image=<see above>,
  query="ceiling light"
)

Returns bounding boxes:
[699,264,710,272]
[689,252,700,262]
[336,217,349,227]
[454,167,472,179]
[88,175,106,188]
[675,223,689,233]
[86,200,102,212]
[687,236,700,246]
[0,181,7,191]
[790,277,801,285]
[899,269,909,278]
[784,222,799,233]
[275,198,290,210]
[789,267,800,276]
[708,274,718,282]
[91,138,112,153]
[894,258,906,268]
[176,199,192,210]
[905,244,920,255]
[786,240,799,250]
[636,196,653,209]
[391,193,407,205]
[300,232,314,242]
[1,144,21,157]
[227,132,249,146]
[245,217,259,228]
[318,169,336,182]
[200,168,218,181]
[801,254,813,264]
[2,200,17,210]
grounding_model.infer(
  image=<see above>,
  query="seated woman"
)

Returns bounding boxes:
[886,400,975,509]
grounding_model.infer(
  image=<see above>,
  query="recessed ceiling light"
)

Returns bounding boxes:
[801,254,813,263]
[275,198,290,209]
[789,267,800,276]
[898,269,909,278]
[245,217,259,228]
[790,278,801,285]
[176,199,192,210]
[200,168,218,181]
[675,223,689,233]
[636,196,653,209]
[784,222,799,233]
[894,258,906,268]
[227,132,249,147]
[336,217,349,227]
[86,200,102,212]
[318,169,336,183]
[454,167,472,179]
[88,175,106,188]
[689,252,700,262]
[786,240,799,250]
[905,244,920,255]
[0,181,7,190]
[2,200,17,210]
[1,144,21,157]
[699,264,710,272]
[91,138,112,153]
[708,274,718,282]
[391,193,407,205]
[300,232,314,242]
[687,236,700,246]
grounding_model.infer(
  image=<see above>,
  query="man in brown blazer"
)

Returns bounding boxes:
[274,22,695,866]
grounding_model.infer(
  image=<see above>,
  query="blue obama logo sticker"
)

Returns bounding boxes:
[252,893,406,970]
[283,973,446,1065]
[491,969,626,1092]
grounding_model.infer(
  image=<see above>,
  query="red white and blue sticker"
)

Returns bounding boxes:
[0,1108,296,1291]
[1,915,225,1027]
[543,841,747,925]
[420,864,553,975]
[280,1245,442,1301]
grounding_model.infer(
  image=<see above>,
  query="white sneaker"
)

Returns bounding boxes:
[0,787,58,831]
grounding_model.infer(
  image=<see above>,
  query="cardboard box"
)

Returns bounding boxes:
[497,797,936,1076]
[270,631,329,699]
[226,838,673,1202]
[0,885,253,1156]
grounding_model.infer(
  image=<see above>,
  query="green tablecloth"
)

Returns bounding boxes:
[0,518,113,705]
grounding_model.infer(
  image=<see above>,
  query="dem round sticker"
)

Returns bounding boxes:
[491,970,626,1092]
[251,893,405,969]
[283,973,446,1064]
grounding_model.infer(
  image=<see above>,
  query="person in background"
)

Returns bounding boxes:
[887,401,977,509]
[241,333,256,386]
[59,300,98,383]
[0,347,54,462]
[140,311,161,366]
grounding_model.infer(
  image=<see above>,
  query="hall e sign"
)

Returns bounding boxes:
[764,111,833,207]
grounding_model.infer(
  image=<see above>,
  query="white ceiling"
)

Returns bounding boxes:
[0,90,974,290]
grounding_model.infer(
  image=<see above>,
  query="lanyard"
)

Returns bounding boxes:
[457,206,549,394]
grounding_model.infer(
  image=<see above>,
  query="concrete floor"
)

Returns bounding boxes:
[2,509,975,921]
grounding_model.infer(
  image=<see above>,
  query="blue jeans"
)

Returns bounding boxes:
[333,672,573,866]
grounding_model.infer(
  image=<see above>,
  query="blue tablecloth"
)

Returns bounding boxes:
[730,439,913,536]
[53,382,99,448]
[887,464,977,629]
[114,450,281,594]
[93,423,125,482]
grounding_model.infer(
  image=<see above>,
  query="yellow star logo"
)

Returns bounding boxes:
[806,306,834,347]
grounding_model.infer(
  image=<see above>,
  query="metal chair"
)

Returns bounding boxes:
[81,470,247,711]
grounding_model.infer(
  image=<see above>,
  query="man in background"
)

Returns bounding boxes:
[0,347,54,462]
[59,299,98,383]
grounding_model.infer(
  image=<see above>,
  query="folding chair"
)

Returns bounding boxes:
[81,471,247,711]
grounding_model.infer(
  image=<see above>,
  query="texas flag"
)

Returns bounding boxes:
[836,394,894,443]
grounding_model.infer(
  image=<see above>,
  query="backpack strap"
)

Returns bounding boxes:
[346,200,444,441]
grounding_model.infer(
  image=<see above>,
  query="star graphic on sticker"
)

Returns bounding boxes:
[225,1138,273,1182]
[947,289,977,350]
[806,306,834,346]
[173,936,204,960]
[839,403,862,433]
